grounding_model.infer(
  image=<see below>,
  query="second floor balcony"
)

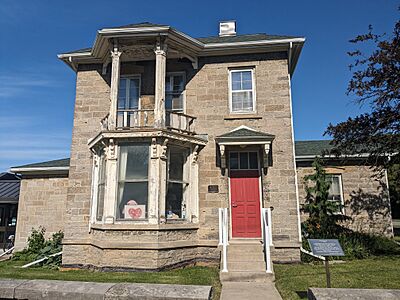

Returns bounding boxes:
[101,110,196,135]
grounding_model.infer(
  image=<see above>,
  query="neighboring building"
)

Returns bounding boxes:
[10,22,393,280]
[0,173,20,249]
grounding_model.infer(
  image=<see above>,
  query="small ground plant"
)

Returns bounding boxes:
[12,227,63,268]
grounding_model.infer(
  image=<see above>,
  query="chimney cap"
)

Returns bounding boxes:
[219,21,236,37]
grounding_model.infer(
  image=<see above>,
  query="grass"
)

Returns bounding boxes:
[0,260,221,299]
[274,256,400,300]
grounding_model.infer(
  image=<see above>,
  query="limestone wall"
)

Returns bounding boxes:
[296,164,393,237]
[14,176,68,250]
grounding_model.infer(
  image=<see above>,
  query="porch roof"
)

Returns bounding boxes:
[215,126,275,145]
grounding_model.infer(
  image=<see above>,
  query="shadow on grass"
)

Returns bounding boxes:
[295,291,308,299]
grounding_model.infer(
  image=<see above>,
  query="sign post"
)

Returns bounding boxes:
[308,239,344,288]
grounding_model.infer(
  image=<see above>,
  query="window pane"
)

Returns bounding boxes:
[231,72,241,90]
[166,76,172,92]
[128,78,139,109]
[249,152,258,169]
[173,75,184,92]
[118,79,127,109]
[171,95,183,110]
[96,154,106,221]
[229,152,239,169]
[166,182,184,219]
[169,147,187,181]
[119,144,149,180]
[165,94,173,110]
[117,182,148,219]
[328,176,341,200]
[232,91,253,112]
[240,152,249,169]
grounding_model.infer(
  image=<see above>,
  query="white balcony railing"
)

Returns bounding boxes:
[261,207,273,273]
[218,207,229,272]
[101,110,196,134]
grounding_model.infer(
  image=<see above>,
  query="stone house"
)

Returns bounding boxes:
[10,22,393,280]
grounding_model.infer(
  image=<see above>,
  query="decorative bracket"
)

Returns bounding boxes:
[219,145,226,169]
[151,138,158,159]
[107,139,117,160]
[161,139,168,159]
[102,56,111,75]
[192,145,199,164]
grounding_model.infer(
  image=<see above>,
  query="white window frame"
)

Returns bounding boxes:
[165,72,186,113]
[327,174,345,214]
[117,75,141,128]
[166,145,190,221]
[228,68,256,114]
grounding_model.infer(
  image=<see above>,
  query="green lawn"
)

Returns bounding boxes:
[274,256,400,300]
[0,260,221,299]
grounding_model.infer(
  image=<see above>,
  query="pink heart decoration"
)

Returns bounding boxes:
[128,207,142,219]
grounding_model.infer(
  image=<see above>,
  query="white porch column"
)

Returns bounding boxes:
[108,43,122,130]
[103,139,118,224]
[154,41,167,128]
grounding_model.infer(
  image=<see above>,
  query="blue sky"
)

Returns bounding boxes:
[0,0,398,171]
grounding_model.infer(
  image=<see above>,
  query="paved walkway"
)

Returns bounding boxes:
[221,282,282,300]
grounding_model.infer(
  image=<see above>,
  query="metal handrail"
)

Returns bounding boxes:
[261,207,273,273]
[218,208,229,272]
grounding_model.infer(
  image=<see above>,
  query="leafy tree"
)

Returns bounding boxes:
[301,158,350,237]
[325,17,400,169]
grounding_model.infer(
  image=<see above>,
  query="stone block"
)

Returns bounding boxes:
[104,283,212,300]
[0,279,28,299]
[307,288,400,300]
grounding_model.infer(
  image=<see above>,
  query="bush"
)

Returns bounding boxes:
[301,226,400,262]
[13,227,64,269]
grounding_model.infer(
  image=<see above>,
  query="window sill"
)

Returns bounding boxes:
[91,222,199,231]
[224,114,262,120]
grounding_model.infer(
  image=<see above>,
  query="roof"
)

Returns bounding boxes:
[218,127,275,139]
[294,140,333,157]
[12,158,70,169]
[216,126,275,145]
[0,172,20,203]
[197,33,301,44]
[109,22,167,29]
[58,22,305,76]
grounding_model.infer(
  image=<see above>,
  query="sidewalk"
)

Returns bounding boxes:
[220,282,282,300]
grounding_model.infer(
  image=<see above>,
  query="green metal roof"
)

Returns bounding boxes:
[12,158,70,169]
[294,140,333,156]
[197,33,301,44]
[63,22,302,54]
[218,128,275,139]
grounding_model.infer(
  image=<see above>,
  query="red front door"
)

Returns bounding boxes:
[229,152,261,238]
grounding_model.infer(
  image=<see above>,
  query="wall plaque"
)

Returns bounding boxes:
[208,185,219,193]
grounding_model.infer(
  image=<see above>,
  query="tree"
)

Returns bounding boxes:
[301,158,350,237]
[325,17,400,169]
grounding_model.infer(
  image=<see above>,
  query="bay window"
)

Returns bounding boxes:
[166,146,189,219]
[229,69,255,113]
[117,143,149,220]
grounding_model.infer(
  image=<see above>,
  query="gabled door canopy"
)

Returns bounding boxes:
[215,126,275,168]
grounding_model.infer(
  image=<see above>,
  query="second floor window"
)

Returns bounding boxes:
[166,73,185,112]
[117,76,140,127]
[229,69,255,113]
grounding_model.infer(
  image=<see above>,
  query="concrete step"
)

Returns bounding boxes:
[227,252,265,262]
[228,244,264,254]
[220,271,274,283]
[228,260,266,272]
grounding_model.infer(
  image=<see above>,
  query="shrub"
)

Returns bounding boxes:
[13,227,64,269]
[301,228,400,262]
